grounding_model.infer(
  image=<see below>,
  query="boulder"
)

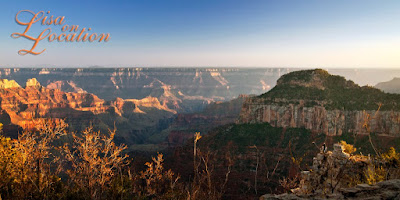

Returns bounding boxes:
[26,78,41,88]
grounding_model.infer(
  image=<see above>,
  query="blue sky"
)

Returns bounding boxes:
[0,0,399,68]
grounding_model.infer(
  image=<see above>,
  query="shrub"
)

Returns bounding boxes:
[340,141,357,155]
[62,127,128,199]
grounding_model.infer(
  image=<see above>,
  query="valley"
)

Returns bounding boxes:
[1,67,400,199]
[0,68,290,149]
[1,68,400,149]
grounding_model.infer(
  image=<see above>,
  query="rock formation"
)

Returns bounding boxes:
[0,79,20,89]
[239,69,400,136]
[240,99,400,136]
[0,68,290,113]
[46,80,87,93]
[260,179,400,200]
[293,144,367,195]
[0,78,175,130]
[260,144,400,200]
[26,78,41,88]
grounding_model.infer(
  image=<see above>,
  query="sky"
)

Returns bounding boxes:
[0,0,399,68]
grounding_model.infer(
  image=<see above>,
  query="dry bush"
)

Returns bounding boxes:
[365,165,386,185]
[380,147,400,179]
[62,126,128,199]
[360,106,400,184]
[366,147,400,185]
[0,134,22,197]
[134,153,182,199]
[0,119,185,200]
[279,175,300,193]
[0,119,67,199]
[1,122,238,200]
[188,132,233,200]
[340,141,357,155]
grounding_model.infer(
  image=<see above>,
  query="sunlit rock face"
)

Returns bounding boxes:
[0,78,175,132]
[46,80,87,93]
[0,79,21,89]
[0,79,105,129]
[26,78,41,88]
[0,67,286,146]
[239,69,400,136]
[240,99,400,136]
[0,68,292,113]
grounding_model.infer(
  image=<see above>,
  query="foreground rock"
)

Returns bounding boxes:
[260,143,399,199]
[260,179,400,199]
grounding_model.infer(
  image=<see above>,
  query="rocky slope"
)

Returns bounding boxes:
[46,80,87,93]
[0,78,176,144]
[239,69,400,136]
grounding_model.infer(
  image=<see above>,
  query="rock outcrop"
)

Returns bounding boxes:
[0,78,175,130]
[260,180,400,200]
[239,69,400,136]
[46,80,87,93]
[26,78,41,88]
[0,68,291,113]
[260,144,400,200]
[240,99,400,136]
[293,144,367,195]
[0,79,20,89]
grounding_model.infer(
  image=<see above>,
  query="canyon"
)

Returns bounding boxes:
[0,78,175,144]
[0,68,290,146]
[0,68,289,113]
[2,68,400,146]
[1,68,400,199]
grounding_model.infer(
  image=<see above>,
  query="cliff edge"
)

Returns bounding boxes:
[239,69,400,136]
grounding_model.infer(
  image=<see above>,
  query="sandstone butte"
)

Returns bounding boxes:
[0,78,176,130]
[239,69,400,136]
[0,79,21,89]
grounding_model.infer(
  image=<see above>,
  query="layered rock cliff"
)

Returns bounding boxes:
[0,78,175,136]
[0,68,291,113]
[46,80,87,93]
[0,79,20,89]
[239,69,400,136]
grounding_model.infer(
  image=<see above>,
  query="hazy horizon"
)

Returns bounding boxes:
[0,67,400,86]
[1,0,400,68]
[0,65,400,70]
